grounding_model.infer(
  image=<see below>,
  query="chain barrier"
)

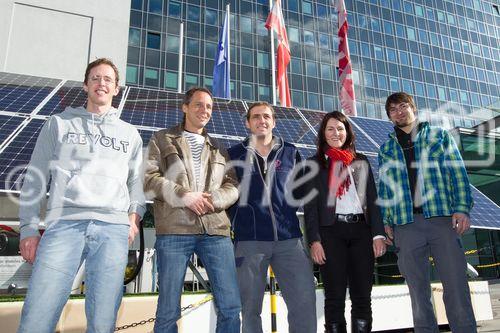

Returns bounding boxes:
[114,295,213,331]
[114,245,498,330]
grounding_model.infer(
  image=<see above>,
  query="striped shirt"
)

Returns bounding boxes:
[377,122,473,226]
[183,131,205,189]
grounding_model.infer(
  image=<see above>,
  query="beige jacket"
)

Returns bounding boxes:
[144,124,238,236]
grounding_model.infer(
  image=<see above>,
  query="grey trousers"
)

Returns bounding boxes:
[394,215,477,333]
[234,238,317,333]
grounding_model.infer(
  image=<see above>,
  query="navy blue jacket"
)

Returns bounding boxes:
[228,137,303,241]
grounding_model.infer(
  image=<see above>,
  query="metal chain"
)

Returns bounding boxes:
[114,297,211,331]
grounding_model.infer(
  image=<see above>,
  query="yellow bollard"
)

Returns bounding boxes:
[269,266,277,333]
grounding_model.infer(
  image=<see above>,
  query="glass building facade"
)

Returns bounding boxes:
[126,0,499,126]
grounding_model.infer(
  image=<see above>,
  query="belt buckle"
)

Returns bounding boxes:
[346,213,354,223]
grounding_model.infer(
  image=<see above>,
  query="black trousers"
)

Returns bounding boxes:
[319,222,374,325]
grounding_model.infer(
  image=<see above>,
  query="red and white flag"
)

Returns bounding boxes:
[265,0,291,107]
[337,0,357,116]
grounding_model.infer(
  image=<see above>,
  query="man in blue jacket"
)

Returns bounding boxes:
[228,102,316,333]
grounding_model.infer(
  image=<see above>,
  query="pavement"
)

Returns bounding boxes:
[380,280,500,332]
[470,280,500,333]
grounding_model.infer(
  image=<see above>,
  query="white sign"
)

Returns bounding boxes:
[0,256,32,289]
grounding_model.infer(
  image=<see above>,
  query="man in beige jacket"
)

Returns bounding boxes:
[144,87,241,333]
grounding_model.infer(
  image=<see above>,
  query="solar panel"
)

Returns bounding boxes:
[137,128,156,147]
[273,106,314,145]
[0,72,60,114]
[38,80,123,116]
[205,99,247,138]
[0,114,27,145]
[123,90,248,138]
[365,154,380,183]
[297,110,380,153]
[120,88,183,129]
[0,118,46,191]
[351,116,394,147]
[470,187,500,229]
[297,147,317,160]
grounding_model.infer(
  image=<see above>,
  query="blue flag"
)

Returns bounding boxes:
[213,10,230,99]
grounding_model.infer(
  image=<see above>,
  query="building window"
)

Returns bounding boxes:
[257,52,269,69]
[292,90,304,108]
[205,42,217,59]
[131,0,142,11]
[204,77,213,91]
[302,1,313,15]
[291,58,302,74]
[147,32,161,49]
[240,16,253,34]
[186,39,199,56]
[288,0,298,12]
[241,48,253,66]
[169,1,181,18]
[308,93,320,110]
[166,36,179,53]
[411,54,420,68]
[289,27,299,43]
[305,61,317,77]
[129,28,141,47]
[126,66,138,84]
[165,72,178,90]
[241,83,253,101]
[258,86,270,102]
[256,19,267,36]
[187,5,200,21]
[402,79,413,94]
[149,0,162,14]
[145,68,158,86]
[323,96,334,111]
[185,74,198,89]
[304,30,315,46]
[389,77,400,91]
[319,34,329,48]
[321,64,332,80]
[377,74,388,90]
[205,8,217,26]
[406,27,416,41]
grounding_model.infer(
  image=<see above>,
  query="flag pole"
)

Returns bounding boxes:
[269,0,277,105]
[177,21,184,93]
[226,3,230,98]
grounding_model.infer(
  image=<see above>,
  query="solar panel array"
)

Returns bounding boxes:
[0,71,498,229]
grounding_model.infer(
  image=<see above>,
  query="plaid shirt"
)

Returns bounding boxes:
[378,122,473,226]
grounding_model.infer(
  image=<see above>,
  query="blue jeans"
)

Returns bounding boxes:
[154,234,241,333]
[18,220,129,333]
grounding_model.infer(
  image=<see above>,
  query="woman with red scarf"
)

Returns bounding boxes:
[304,112,386,333]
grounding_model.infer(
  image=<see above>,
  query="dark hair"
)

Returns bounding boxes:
[84,58,119,85]
[183,87,213,105]
[246,101,276,120]
[315,111,356,168]
[385,92,417,118]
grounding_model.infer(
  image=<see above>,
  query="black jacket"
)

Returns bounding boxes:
[303,153,384,244]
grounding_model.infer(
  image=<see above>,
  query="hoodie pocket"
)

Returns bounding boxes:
[52,171,129,212]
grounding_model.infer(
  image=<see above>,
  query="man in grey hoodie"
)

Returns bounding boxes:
[17,58,146,333]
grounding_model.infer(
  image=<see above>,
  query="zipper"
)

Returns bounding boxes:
[250,143,284,241]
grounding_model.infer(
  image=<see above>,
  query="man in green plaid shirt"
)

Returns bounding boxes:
[378,92,476,333]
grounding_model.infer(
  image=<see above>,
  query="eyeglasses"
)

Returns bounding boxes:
[388,103,410,115]
[89,75,115,85]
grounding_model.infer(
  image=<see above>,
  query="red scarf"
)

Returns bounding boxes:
[325,147,354,198]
